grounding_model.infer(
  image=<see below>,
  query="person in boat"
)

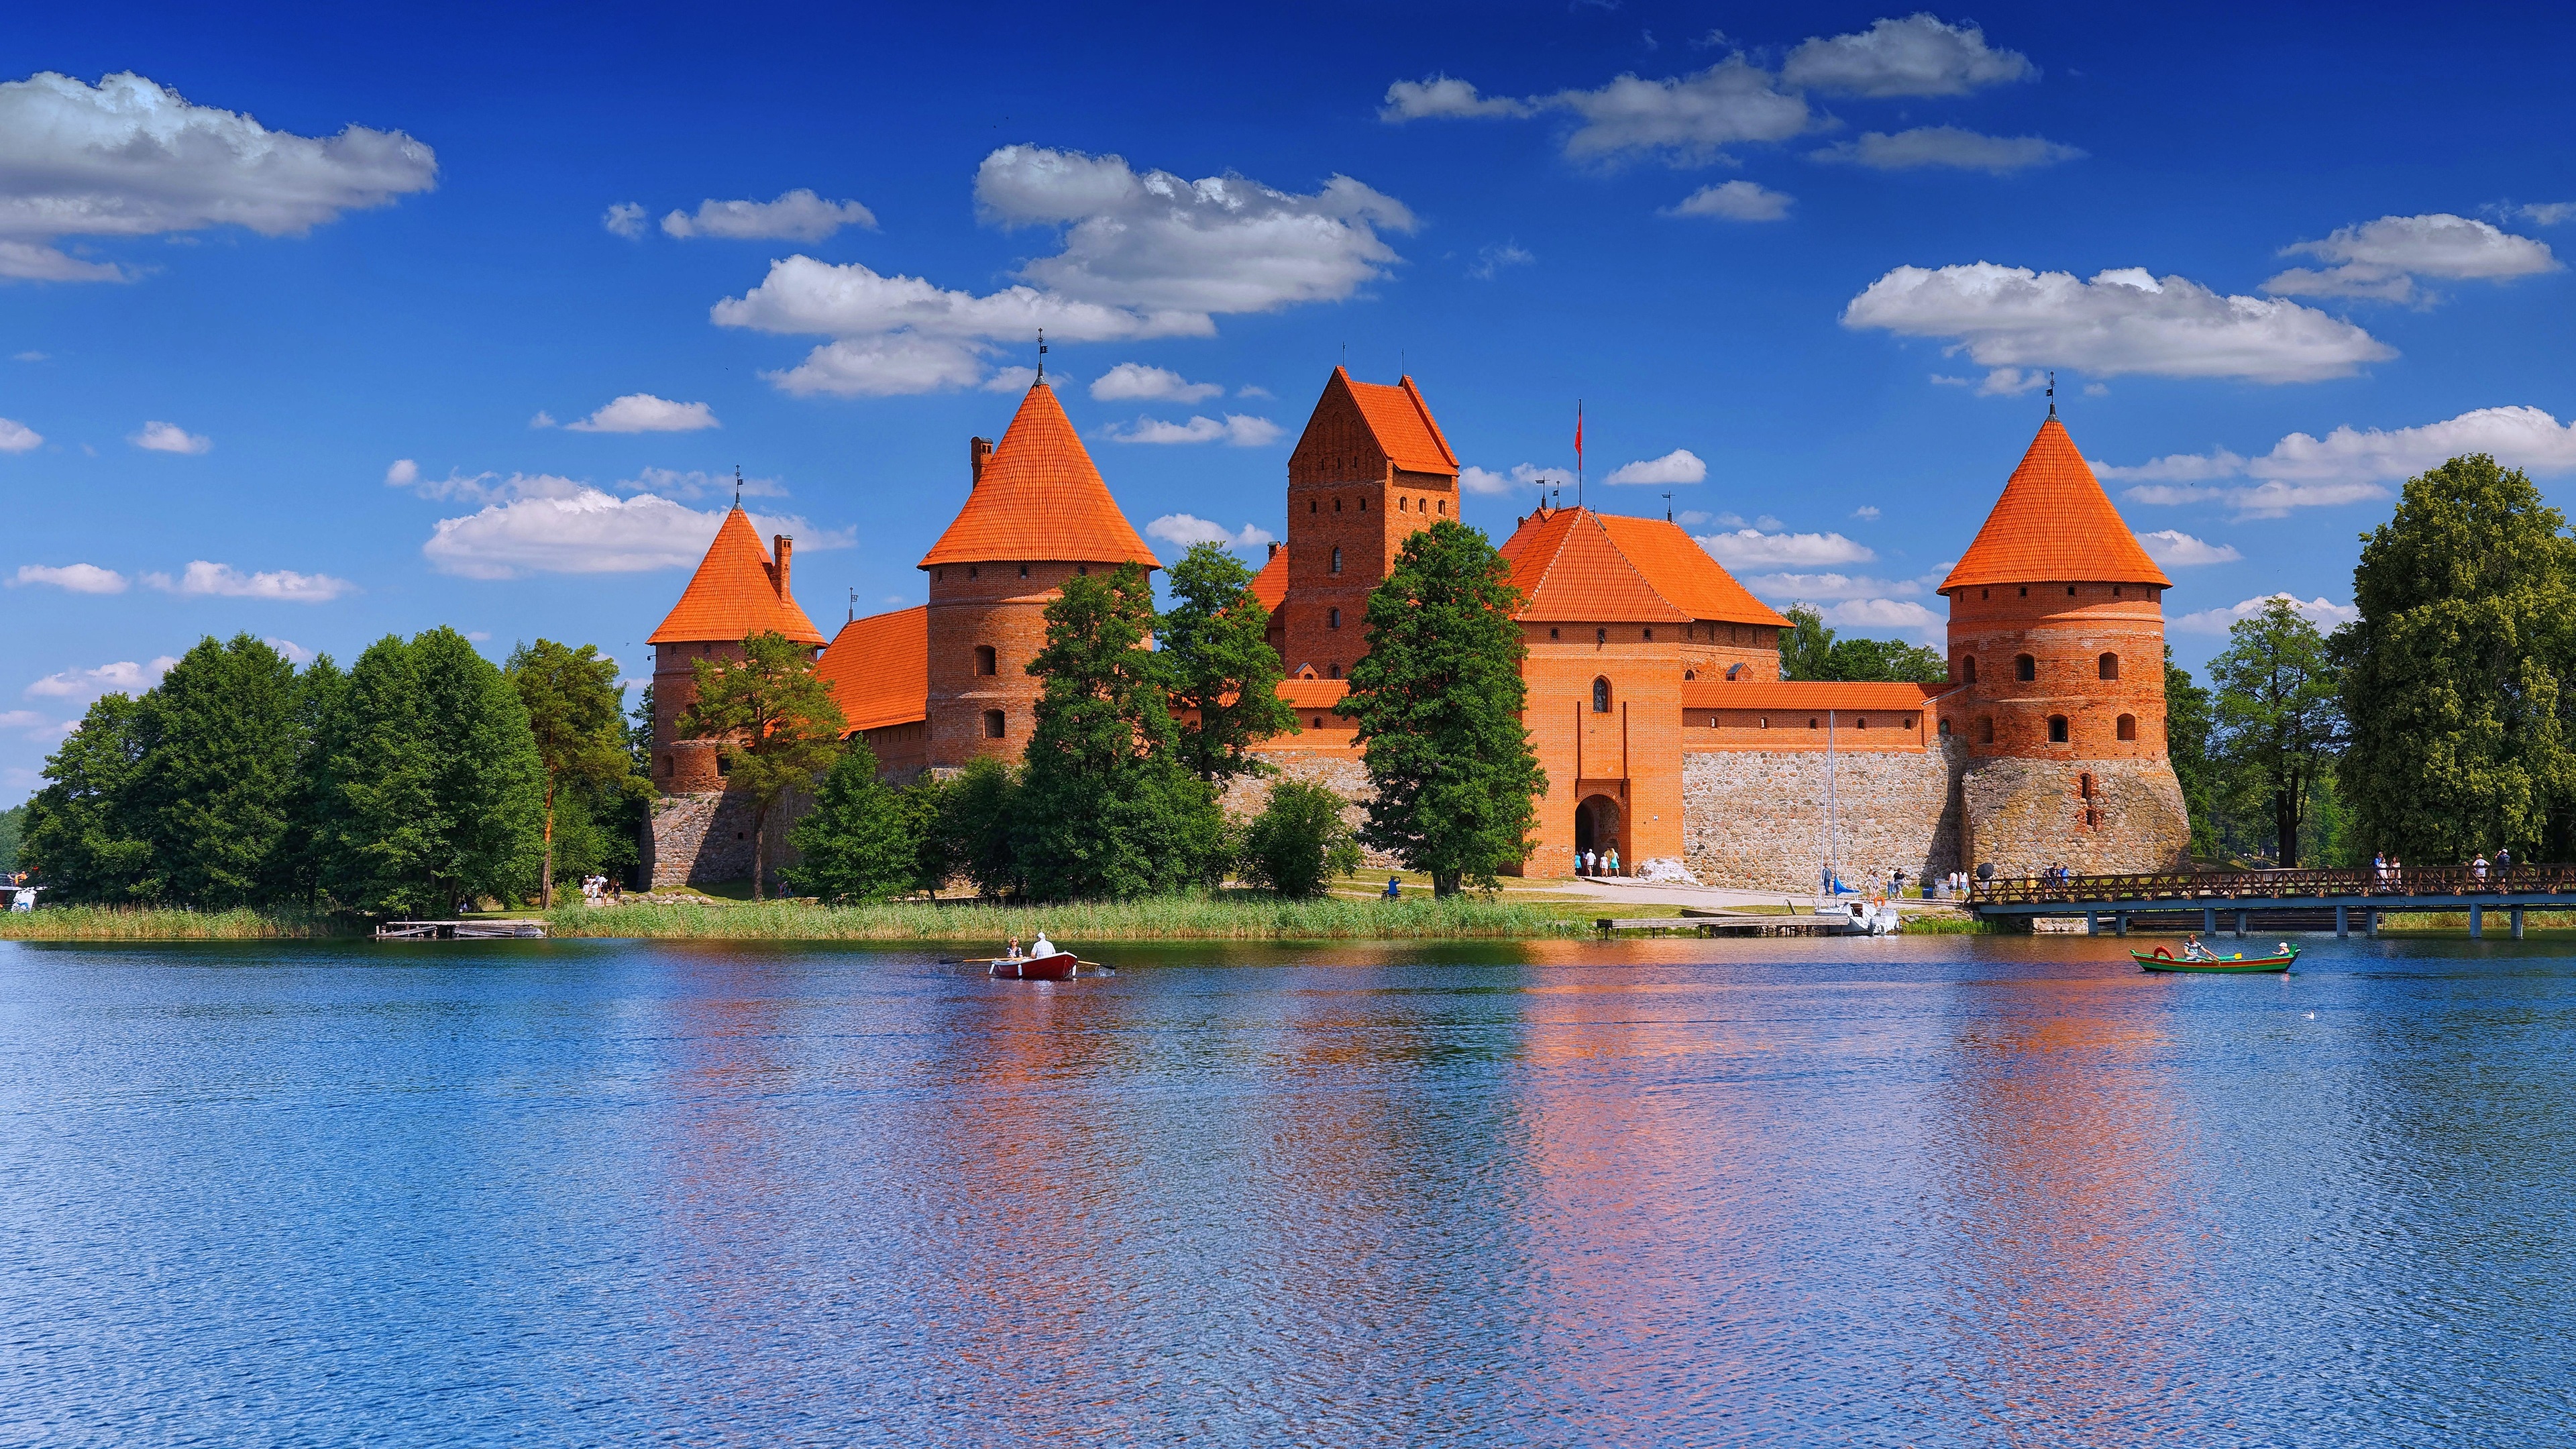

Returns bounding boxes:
[1004,934,1022,961]
[1030,929,1059,959]
[2183,933,2214,961]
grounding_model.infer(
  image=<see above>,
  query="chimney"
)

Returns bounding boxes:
[970,436,993,485]
[1267,541,1281,559]
[772,535,792,599]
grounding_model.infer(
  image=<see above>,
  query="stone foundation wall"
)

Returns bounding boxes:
[1681,741,1966,892]
[1233,751,1403,870]
[1960,755,2190,877]
[649,789,804,892]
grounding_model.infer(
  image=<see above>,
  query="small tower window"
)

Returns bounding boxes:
[1312,717,1323,729]
[2116,713,2138,741]
[1978,717,1996,744]
[1309,500,1318,513]
[1592,678,1611,712]
[1019,564,1029,579]
[1961,655,1978,684]
[974,645,996,676]
[1334,498,1342,513]
[2015,654,2036,682]
[1328,662,1341,680]
[1549,627,1560,641]
[1330,547,1342,575]
[2049,715,2070,743]
[1939,718,1951,736]
[1642,628,1654,641]
[968,565,978,579]
[1328,608,1341,630]
[1856,718,1868,730]
[1438,500,1446,515]
[1683,669,1696,680]
[2019,586,2028,598]
[983,710,1006,739]
[2098,652,2119,680]
[1595,627,1607,645]
[1358,497,1366,511]
[1809,718,1819,729]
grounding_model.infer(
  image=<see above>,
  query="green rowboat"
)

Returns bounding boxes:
[2133,945,2297,973]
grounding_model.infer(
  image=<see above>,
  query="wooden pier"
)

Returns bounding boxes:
[1595,910,1866,938]
[1972,864,2576,938]
[375,919,549,941]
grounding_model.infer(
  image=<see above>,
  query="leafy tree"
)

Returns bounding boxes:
[2163,645,2220,859]
[1015,564,1227,898]
[1780,605,1836,681]
[416,628,545,905]
[784,738,920,902]
[1159,542,1297,782]
[508,639,642,906]
[1242,777,1362,898]
[1343,520,1545,896]
[677,630,846,899]
[934,756,1022,897]
[286,655,350,908]
[2208,598,2344,867]
[21,693,157,901]
[1778,605,1946,683]
[2339,454,2576,863]
[0,802,25,874]
[133,635,301,907]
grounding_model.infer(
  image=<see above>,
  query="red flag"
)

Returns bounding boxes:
[1574,405,1583,460]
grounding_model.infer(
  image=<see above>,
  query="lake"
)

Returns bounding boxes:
[3,936,2571,1446]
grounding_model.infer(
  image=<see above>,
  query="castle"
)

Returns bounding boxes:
[643,369,2192,892]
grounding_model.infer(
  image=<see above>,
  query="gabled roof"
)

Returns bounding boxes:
[919,380,1161,570]
[1941,416,2171,593]
[1342,370,1458,475]
[1496,506,1790,627]
[1681,679,1950,710]
[817,604,928,734]
[649,506,828,645]
[1248,546,1289,613]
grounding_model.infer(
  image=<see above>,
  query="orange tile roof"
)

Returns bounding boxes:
[1682,679,1953,710]
[1246,546,1290,614]
[919,380,1161,570]
[648,506,829,645]
[1339,369,1458,476]
[1277,678,1350,708]
[1941,416,2171,593]
[816,604,928,733]
[1497,506,1788,626]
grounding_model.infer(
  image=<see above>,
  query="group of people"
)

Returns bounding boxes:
[2369,851,2521,892]
[1000,930,1062,961]
[1931,870,1974,900]
[576,875,619,906]
[1576,847,1622,877]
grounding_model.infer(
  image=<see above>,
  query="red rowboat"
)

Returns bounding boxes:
[973,955,1100,980]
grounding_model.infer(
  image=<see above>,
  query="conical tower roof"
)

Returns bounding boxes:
[918,380,1161,570]
[1940,416,2170,594]
[649,506,828,645]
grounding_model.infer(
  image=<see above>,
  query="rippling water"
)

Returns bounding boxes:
[4,936,2573,1445]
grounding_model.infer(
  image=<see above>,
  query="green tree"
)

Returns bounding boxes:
[677,630,846,899]
[1780,605,1836,681]
[784,738,920,902]
[2339,454,2576,863]
[2163,645,2220,859]
[133,635,301,907]
[286,655,351,908]
[1777,605,1946,683]
[0,802,25,874]
[933,756,1022,897]
[1242,777,1362,898]
[1343,520,1546,896]
[21,693,158,901]
[416,628,545,905]
[508,639,642,906]
[1016,564,1227,898]
[1159,541,1297,782]
[2208,598,2344,867]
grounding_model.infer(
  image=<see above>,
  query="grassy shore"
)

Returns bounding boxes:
[549,892,1597,941]
[0,906,357,941]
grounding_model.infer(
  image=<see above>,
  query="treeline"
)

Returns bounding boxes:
[1780,606,1951,685]
[20,629,645,913]
[2165,453,2576,869]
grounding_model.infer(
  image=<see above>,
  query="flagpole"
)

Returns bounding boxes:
[1576,399,1585,509]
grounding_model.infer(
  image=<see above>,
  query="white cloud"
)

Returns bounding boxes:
[1100,413,1283,447]
[0,417,40,451]
[1843,262,2396,384]
[661,189,876,241]
[2136,529,2243,566]
[621,466,786,500]
[12,351,45,362]
[1780,15,2035,97]
[417,476,845,580]
[1664,180,1792,221]
[602,202,646,238]
[1145,514,1277,551]
[981,366,1040,394]
[1850,505,1880,521]
[8,563,127,594]
[1380,76,1534,121]
[1811,598,1943,633]
[263,636,314,664]
[384,458,417,488]
[1237,384,1273,398]
[0,71,437,282]
[767,333,994,397]
[562,393,720,433]
[1462,462,1572,496]
[1603,447,1707,485]
[130,420,209,453]
[1976,366,2047,396]
[1811,126,2084,173]
[1696,528,1873,568]
[2094,449,2249,484]
[2262,213,2557,304]
[1742,570,1923,600]
[26,655,178,700]
[1090,362,1222,403]
[2520,202,2575,227]
[0,709,46,729]
[1544,56,1811,164]
[144,560,354,603]
[2174,594,2359,634]
[2104,407,2576,517]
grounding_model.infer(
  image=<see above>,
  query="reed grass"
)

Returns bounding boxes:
[0,906,357,941]
[549,891,1593,941]
[1892,912,1993,934]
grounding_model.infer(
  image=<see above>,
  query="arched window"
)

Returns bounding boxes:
[2015,653,2037,682]
[1961,655,1978,684]
[1438,500,1446,515]
[1683,669,1696,680]
[983,710,1006,739]
[1330,547,1342,575]
[1939,718,1951,736]
[1328,608,1341,629]
[1328,662,1341,680]
[1399,496,1408,512]
[2048,714,2070,743]
[1592,677,1611,712]
[1978,717,1995,744]
[974,645,996,677]
[2098,652,2119,680]
[2116,713,2138,741]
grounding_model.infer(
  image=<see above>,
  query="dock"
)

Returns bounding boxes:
[375,919,549,941]
[1595,910,1867,938]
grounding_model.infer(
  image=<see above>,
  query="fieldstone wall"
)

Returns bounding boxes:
[1681,741,1966,892]
[1232,751,1403,870]
[649,790,801,891]
[1961,755,2190,877]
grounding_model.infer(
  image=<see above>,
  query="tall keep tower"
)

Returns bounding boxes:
[918,378,1160,767]
[1281,369,1460,680]
[1938,415,2191,874]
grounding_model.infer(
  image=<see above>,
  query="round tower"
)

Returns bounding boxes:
[647,506,829,794]
[918,379,1160,769]
[1938,413,2191,874]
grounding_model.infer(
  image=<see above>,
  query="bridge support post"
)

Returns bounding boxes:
[2116,912,2129,936]
[2513,907,2526,940]
[2235,909,2247,938]
[2086,910,2098,936]
[2335,904,2348,938]
[2203,906,2216,934]
[2367,910,2379,938]
[2470,904,2483,939]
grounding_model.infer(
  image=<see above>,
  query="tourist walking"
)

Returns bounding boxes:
[2473,853,2489,889]
[1606,847,1620,876]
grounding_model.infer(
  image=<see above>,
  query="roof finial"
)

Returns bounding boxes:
[847,586,856,625]
[733,464,743,507]
[1036,328,1046,382]
[2046,369,2056,419]
[1662,489,1673,522]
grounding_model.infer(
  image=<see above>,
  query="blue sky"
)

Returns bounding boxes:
[4,1,2573,802]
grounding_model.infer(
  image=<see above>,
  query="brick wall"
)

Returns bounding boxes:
[1961,755,2190,876]
[1680,739,1967,892]
[652,639,747,794]
[1943,582,2170,760]
[1521,623,1689,872]
[924,559,1096,769]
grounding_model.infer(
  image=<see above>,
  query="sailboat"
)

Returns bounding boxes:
[1814,710,1901,935]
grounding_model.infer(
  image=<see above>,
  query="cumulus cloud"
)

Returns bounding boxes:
[661,189,876,241]
[1468,241,1534,279]
[1809,597,1943,633]
[384,458,418,488]
[1664,180,1791,221]
[1811,126,2083,173]
[981,366,1040,394]
[1379,76,1534,121]
[8,563,127,594]
[1091,362,1222,403]
[1460,462,1572,496]
[2520,202,2575,227]
[1145,514,1278,551]
[765,332,994,397]
[26,655,178,700]
[0,416,40,451]
[621,466,786,500]
[2104,406,2576,518]
[420,476,842,580]
[1779,14,2034,97]
[2262,213,2558,304]
[144,560,354,602]
[562,393,720,433]
[602,202,646,238]
[1544,56,1811,164]
[1696,528,1874,568]
[1843,262,2396,384]
[1099,413,1283,447]
[0,71,437,282]
[1850,505,1881,521]
[1603,447,1707,485]
[129,420,210,453]
[263,637,314,664]
[1741,570,1924,600]
[2173,593,2359,635]
[2136,529,2243,566]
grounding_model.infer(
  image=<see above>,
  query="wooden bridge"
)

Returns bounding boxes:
[1971,865,2576,938]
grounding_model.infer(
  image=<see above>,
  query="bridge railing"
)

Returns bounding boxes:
[1970,863,2576,906]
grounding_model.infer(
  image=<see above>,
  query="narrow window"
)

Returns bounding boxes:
[1592,678,1611,712]
[1312,716,1323,729]
[1330,547,1342,575]
[1856,718,1868,730]
[716,753,731,777]
[2049,715,2070,743]
[1328,607,1340,629]
[1981,588,1989,600]
[1018,564,1029,579]
[2080,771,2097,799]
[968,565,978,580]
[1939,718,1951,736]
[1758,716,1768,729]
[1328,662,1341,680]
[1642,628,1654,641]
[1078,566,1087,576]
[1595,627,1607,645]
[1334,498,1342,513]
[2113,586,2123,598]
[1437,500,1446,515]
[1358,496,1366,511]
[1549,627,1560,641]
[1961,655,1978,684]
[2098,652,2119,680]
[1399,496,1408,512]
[2116,713,2138,741]
[2067,586,2076,596]
[1808,718,1819,729]
[983,709,1006,739]
[1978,717,1995,744]
[2019,586,2028,598]
[1309,499,1318,513]
[1906,716,1916,729]
[2016,653,2036,682]
[974,645,996,676]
